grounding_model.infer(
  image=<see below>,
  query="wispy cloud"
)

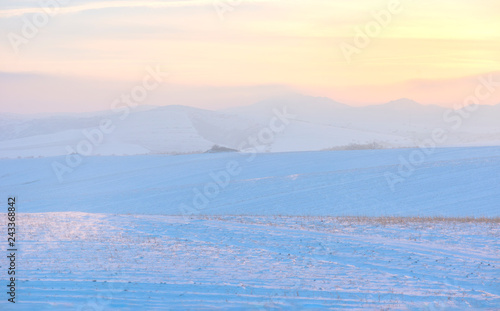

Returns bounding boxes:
[0,0,215,18]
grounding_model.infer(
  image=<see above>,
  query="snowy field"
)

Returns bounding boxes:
[1,146,499,309]
[0,213,498,310]
[1,146,499,217]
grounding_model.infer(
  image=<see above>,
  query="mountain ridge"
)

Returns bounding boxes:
[1,94,500,158]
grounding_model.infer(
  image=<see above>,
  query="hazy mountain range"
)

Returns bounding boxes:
[1,94,500,158]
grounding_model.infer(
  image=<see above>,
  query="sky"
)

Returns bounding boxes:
[0,0,499,113]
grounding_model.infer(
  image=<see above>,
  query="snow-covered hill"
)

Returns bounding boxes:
[226,96,500,151]
[2,146,499,217]
[1,95,500,158]
[0,105,263,158]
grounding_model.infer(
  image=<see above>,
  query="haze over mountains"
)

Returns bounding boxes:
[1,94,500,158]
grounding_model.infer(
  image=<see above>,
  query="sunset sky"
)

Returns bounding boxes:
[1,0,499,113]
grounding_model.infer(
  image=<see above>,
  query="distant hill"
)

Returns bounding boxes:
[1,94,500,158]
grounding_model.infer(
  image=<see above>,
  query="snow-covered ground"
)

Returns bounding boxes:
[1,146,499,217]
[0,213,498,310]
[1,144,499,309]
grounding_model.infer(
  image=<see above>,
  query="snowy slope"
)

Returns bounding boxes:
[226,96,500,150]
[1,146,499,217]
[1,95,500,158]
[0,105,263,158]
